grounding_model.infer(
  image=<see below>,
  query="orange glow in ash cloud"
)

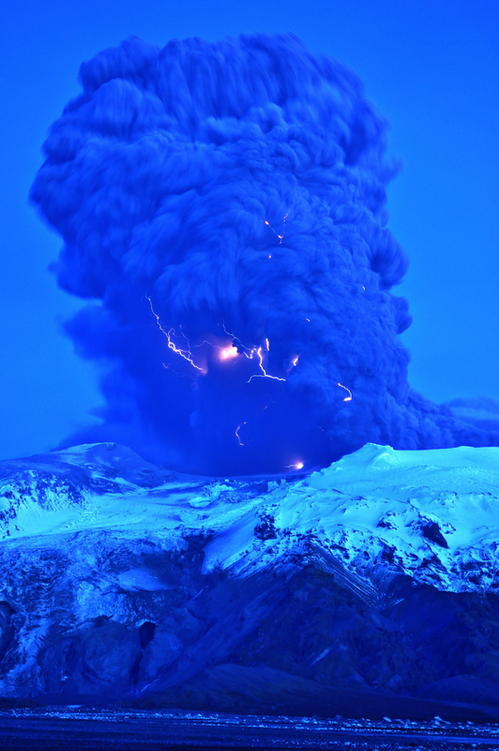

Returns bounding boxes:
[219,344,239,361]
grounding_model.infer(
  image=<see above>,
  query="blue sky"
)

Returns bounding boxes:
[1,0,498,460]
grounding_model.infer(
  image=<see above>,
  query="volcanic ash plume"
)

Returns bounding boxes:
[31,33,499,474]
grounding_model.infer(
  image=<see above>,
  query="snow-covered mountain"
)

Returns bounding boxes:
[1,442,499,719]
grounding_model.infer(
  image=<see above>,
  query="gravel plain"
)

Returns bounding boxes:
[1,708,499,750]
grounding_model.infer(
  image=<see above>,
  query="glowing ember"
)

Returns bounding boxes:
[286,461,304,470]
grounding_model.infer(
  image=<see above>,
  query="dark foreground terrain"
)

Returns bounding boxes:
[1,709,499,750]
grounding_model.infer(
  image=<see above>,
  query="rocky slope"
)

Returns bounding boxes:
[1,442,499,719]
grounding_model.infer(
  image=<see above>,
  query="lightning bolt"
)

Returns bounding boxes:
[220,325,291,384]
[148,302,293,386]
[246,340,286,384]
[264,220,284,243]
[147,297,205,374]
[338,382,353,402]
[264,212,288,245]
[235,422,247,446]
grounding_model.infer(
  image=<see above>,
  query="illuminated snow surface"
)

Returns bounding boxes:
[1,442,498,592]
[1,441,499,725]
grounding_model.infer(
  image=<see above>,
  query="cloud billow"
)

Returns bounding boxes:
[31,33,498,474]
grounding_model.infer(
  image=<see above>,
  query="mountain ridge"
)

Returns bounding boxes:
[1,442,499,719]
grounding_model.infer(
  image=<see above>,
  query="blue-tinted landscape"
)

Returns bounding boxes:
[1,2,499,748]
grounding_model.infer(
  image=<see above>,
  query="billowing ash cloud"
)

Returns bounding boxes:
[31,34,499,474]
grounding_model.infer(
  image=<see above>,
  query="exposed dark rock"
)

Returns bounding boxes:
[254,514,277,540]
[135,627,183,687]
[421,520,449,548]
[39,620,142,697]
[138,621,156,649]
[0,602,15,661]
[11,558,498,719]
[376,517,395,530]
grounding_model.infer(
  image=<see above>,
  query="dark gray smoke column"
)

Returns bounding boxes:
[31,33,497,474]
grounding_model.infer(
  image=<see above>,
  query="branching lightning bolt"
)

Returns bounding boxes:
[148,299,295,386]
[221,325,286,384]
[246,339,286,384]
[147,297,204,373]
